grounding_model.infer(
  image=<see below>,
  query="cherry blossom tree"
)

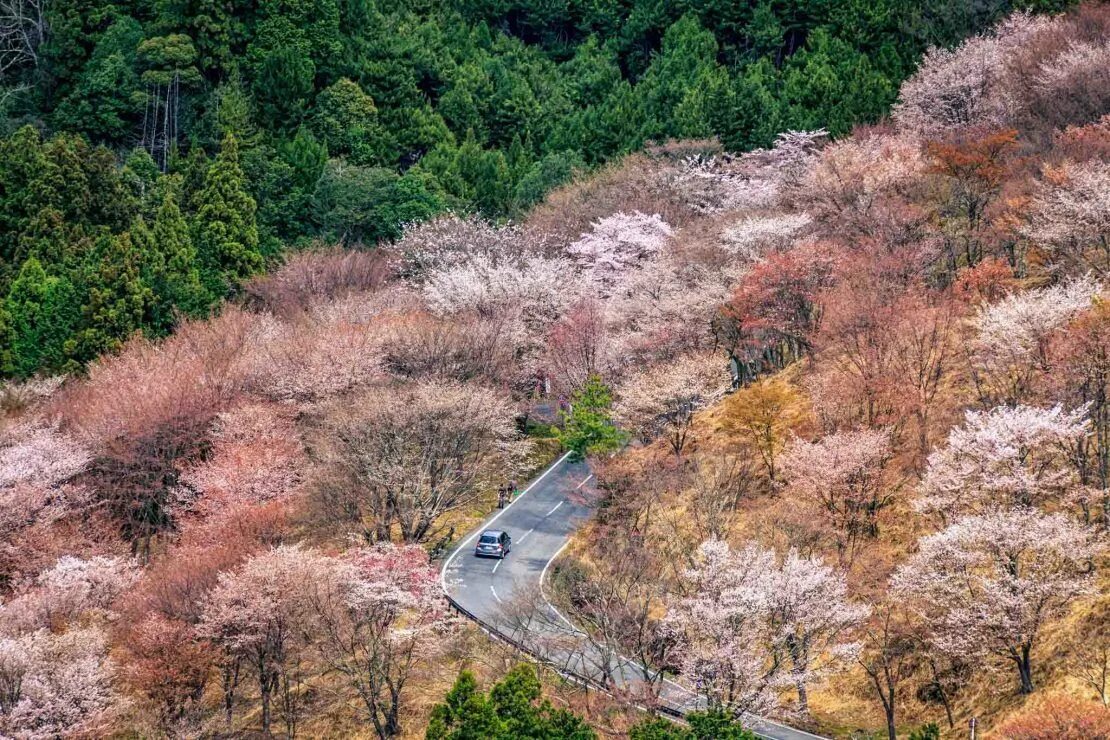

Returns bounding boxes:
[892,12,1051,136]
[893,508,1097,694]
[305,545,449,738]
[1024,160,1110,277]
[970,275,1102,406]
[614,351,727,456]
[721,213,811,262]
[780,428,895,565]
[198,545,328,735]
[395,213,520,280]
[312,380,526,544]
[421,251,579,326]
[765,549,870,715]
[0,627,121,739]
[543,299,611,396]
[0,555,138,635]
[177,403,304,521]
[0,422,90,491]
[567,211,673,294]
[667,540,867,717]
[917,403,1089,519]
[665,540,782,716]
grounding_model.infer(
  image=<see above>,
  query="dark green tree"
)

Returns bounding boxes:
[193,134,263,295]
[138,187,210,332]
[426,665,595,740]
[64,232,152,367]
[558,374,626,458]
[2,257,80,377]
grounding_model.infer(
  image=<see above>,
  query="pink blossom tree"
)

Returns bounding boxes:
[567,211,673,294]
[198,545,329,735]
[0,627,121,739]
[665,540,782,716]
[780,428,895,565]
[893,508,1097,694]
[177,403,304,522]
[917,404,1089,520]
[312,380,526,544]
[305,544,449,738]
[764,549,870,715]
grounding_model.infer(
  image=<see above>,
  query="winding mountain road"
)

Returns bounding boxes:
[440,451,827,740]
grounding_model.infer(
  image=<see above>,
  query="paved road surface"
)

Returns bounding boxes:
[441,451,827,740]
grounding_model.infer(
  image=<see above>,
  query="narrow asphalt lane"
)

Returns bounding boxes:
[441,452,828,740]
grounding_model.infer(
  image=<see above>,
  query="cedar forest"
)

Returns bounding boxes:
[1,0,1110,738]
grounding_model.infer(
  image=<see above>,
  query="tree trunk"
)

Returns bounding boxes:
[1017,644,1034,694]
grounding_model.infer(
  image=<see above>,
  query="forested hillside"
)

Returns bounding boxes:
[0,0,1059,377]
[2,0,1110,738]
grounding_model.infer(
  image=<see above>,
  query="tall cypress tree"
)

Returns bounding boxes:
[137,188,210,334]
[64,232,152,367]
[3,257,81,376]
[193,134,263,296]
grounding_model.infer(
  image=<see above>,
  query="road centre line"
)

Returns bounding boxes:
[546,501,564,516]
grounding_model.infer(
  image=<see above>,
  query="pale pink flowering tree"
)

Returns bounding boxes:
[780,429,895,564]
[1024,161,1110,277]
[970,275,1101,405]
[0,421,90,491]
[765,549,871,715]
[567,211,673,293]
[614,351,728,456]
[422,251,579,325]
[668,540,867,717]
[892,12,1051,135]
[177,403,304,521]
[917,404,1089,520]
[543,299,612,396]
[721,213,811,262]
[0,555,138,634]
[395,213,520,278]
[893,508,1098,694]
[243,311,386,404]
[665,540,782,716]
[306,544,449,738]
[0,627,122,739]
[199,544,449,737]
[198,544,330,735]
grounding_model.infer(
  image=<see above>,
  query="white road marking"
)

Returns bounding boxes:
[439,450,573,595]
[490,585,502,603]
[492,559,501,574]
[518,527,535,543]
[575,474,593,490]
[546,501,564,517]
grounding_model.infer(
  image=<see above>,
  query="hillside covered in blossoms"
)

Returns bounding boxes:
[2,1,1110,738]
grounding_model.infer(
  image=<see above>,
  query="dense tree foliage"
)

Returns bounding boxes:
[0,0,1055,377]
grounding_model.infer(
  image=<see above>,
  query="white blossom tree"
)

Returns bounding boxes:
[567,211,673,294]
[667,539,867,717]
[1024,161,1110,277]
[917,403,1089,519]
[893,508,1097,694]
[614,351,727,456]
[721,213,811,262]
[970,275,1101,405]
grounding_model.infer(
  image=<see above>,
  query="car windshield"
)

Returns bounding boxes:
[479,535,498,544]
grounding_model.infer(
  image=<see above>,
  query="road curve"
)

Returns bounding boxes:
[440,452,828,740]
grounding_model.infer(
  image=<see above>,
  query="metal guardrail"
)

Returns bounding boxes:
[442,593,689,720]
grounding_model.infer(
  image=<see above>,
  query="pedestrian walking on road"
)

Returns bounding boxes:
[497,486,507,509]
